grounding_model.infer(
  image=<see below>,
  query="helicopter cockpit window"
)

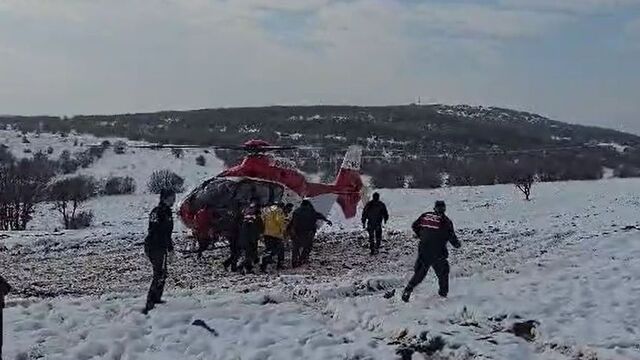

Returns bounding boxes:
[233,180,284,206]
[191,179,235,209]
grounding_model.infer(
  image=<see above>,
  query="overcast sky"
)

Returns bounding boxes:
[1,0,639,134]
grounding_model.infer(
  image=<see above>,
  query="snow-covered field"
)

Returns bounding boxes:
[2,129,640,359]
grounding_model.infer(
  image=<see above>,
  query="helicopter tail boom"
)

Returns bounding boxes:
[333,146,364,219]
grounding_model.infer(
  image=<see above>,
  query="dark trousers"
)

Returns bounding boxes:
[406,257,450,296]
[240,237,259,273]
[261,236,285,270]
[367,225,383,253]
[145,251,167,310]
[196,235,213,258]
[292,230,314,267]
[223,235,240,271]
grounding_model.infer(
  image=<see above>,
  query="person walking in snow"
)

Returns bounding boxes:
[361,192,389,255]
[402,200,461,302]
[260,203,288,272]
[288,200,332,268]
[238,199,263,274]
[0,275,11,360]
[143,189,176,314]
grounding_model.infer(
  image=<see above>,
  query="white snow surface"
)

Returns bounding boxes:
[2,129,640,359]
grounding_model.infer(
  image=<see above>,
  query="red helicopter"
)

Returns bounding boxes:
[176,139,364,241]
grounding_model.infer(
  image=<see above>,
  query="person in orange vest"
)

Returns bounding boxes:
[0,275,11,359]
[260,203,289,272]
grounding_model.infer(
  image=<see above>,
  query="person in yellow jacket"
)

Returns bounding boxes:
[260,203,289,271]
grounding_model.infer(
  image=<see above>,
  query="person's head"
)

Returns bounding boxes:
[300,199,312,208]
[160,189,176,207]
[434,200,446,215]
[372,192,380,201]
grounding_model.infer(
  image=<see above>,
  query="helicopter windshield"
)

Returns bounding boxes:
[185,178,285,210]
[187,178,236,209]
[233,179,284,207]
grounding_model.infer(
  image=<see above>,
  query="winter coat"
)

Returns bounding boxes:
[262,205,287,240]
[239,205,264,247]
[411,212,460,261]
[145,203,174,255]
[289,204,328,235]
[362,200,389,228]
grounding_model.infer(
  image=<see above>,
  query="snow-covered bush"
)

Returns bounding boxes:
[195,155,206,166]
[57,150,79,174]
[147,169,185,194]
[113,140,127,154]
[68,210,94,229]
[48,175,97,229]
[102,176,136,195]
[75,150,94,169]
[171,148,184,159]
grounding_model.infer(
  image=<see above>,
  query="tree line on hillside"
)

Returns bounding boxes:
[2,106,640,188]
[0,144,185,231]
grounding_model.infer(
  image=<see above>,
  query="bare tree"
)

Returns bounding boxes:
[0,152,55,230]
[515,174,535,201]
[147,169,185,194]
[48,175,97,229]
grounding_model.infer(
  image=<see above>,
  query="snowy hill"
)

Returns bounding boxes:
[2,154,640,360]
[3,104,640,188]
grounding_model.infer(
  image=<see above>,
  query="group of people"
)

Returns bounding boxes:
[142,190,333,313]
[141,190,461,314]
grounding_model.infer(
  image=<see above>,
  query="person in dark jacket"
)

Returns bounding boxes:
[362,192,389,255]
[289,200,332,268]
[402,200,461,302]
[238,200,264,274]
[143,189,175,314]
[0,275,11,360]
[222,205,242,272]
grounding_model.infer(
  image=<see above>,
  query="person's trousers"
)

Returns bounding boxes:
[241,238,258,272]
[145,251,167,310]
[367,225,383,253]
[223,236,240,271]
[292,231,314,267]
[406,257,450,296]
[262,236,285,269]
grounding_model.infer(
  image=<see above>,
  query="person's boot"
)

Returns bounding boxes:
[438,289,448,298]
[154,299,166,304]
[401,288,412,303]
[142,304,154,315]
